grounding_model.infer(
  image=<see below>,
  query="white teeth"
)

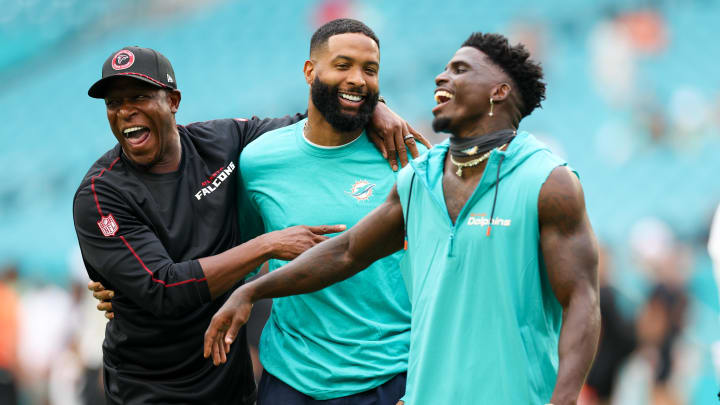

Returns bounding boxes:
[434,90,454,104]
[339,93,363,102]
[123,126,144,134]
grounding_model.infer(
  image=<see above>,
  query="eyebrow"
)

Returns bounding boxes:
[333,55,379,67]
[447,60,471,69]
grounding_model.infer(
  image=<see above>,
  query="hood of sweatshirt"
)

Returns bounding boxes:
[409,131,552,232]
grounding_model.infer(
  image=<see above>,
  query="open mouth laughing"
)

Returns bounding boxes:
[433,89,454,114]
[122,126,151,146]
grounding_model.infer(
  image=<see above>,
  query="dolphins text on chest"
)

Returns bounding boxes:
[466,213,512,227]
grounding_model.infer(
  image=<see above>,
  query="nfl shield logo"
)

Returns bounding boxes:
[97,214,119,237]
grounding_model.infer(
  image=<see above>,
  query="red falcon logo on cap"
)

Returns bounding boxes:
[111,50,135,70]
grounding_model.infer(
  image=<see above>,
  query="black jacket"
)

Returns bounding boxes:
[73,115,302,404]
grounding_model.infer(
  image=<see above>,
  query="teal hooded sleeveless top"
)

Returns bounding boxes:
[396,132,574,404]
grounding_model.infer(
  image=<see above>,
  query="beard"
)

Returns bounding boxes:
[431,116,452,133]
[311,76,379,132]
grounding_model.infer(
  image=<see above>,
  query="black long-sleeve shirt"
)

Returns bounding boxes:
[73,115,302,404]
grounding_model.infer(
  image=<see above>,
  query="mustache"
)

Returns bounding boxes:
[310,76,379,133]
[338,85,366,95]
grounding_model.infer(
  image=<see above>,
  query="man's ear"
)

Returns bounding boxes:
[303,60,315,85]
[490,83,511,102]
[168,90,181,114]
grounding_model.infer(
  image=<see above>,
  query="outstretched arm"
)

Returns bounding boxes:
[76,182,343,318]
[203,186,406,364]
[200,224,345,299]
[540,167,600,405]
[84,223,345,318]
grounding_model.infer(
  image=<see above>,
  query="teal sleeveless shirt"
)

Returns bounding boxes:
[396,132,573,404]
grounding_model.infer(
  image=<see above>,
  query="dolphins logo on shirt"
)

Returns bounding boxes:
[346,180,376,201]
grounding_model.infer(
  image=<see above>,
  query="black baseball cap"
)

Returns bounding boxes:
[88,46,177,98]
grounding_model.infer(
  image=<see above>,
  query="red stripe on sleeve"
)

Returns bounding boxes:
[90,157,121,216]
[91,157,204,288]
[120,236,206,288]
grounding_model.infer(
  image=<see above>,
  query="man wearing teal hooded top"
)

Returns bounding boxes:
[205,32,600,405]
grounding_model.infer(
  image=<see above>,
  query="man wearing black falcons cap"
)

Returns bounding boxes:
[73,46,426,404]
[88,47,178,97]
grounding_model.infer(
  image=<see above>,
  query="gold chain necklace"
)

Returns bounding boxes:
[450,143,507,176]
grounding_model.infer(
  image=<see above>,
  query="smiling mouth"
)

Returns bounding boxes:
[434,90,454,105]
[338,91,366,104]
[122,126,150,145]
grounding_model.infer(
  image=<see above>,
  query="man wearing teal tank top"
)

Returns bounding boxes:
[208,19,427,404]
[206,32,600,405]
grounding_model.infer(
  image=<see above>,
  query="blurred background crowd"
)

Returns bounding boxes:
[1,0,719,403]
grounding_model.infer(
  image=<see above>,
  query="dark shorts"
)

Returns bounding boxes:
[257,371,406,405]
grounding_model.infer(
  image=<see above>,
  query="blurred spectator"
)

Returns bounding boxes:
[74,288,106,405]
[668,86,713,150]
[585,246,637,404]
[613,217,693,404]
[313,0,355,27]
[589,12,638,107]
[47,279,105,405]
[507,19,548,63]
[708,203,720,378]
[17,280,74,405]
[615,10,667,54]
[48,340,83,405]
[710,207,720,263]
[614,284,687,405]
[588,9,667,108]
[634,95,668,145]
[0,264,19,405]
[629,217,691,287]
[8,249,108,405]
[68,247,106,405]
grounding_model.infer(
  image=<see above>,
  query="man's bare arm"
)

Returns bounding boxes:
[201,224,345,299]
[87,224,346,317]
[247,187,404,300]
[203,186,406,364]
[540,166,600,405]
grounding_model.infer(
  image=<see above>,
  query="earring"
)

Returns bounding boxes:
[488,98,494,117]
